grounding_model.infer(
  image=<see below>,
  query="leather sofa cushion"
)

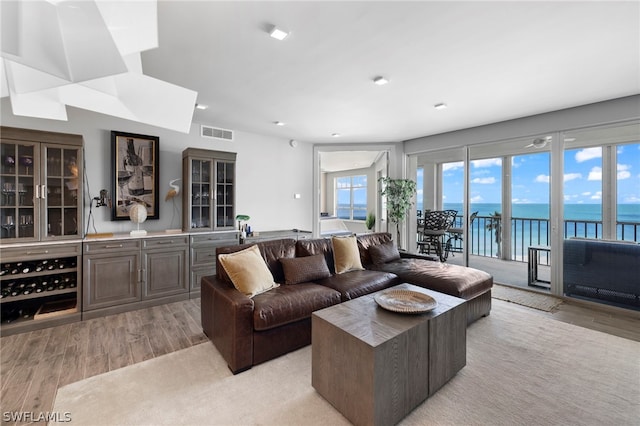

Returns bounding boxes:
[296,238,335,273]
[356,232,393,266]
[369,240,401,264]
[315,269,399,301]
[252,284,341,331]
[280,254,331,285]
[372,258,492,300]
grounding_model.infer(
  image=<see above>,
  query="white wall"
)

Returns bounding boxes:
[1,98,314,235]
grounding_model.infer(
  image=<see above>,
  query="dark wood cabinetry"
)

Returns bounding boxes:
[189,231,239,297]
[82,235,189,318]
[0,127,85,335]
[0,242,82,336]
[0,127,83,243]
[182,148,236,232]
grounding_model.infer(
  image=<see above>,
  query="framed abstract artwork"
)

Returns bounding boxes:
[111,131,160,220]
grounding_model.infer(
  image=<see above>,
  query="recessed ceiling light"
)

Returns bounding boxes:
[373,76,388,85]
[434,103,447,110]
[274,121,285,126]
[269,26,289,41]
[195,103,208,110]
[331,133,341,138]
[564,137,576,142]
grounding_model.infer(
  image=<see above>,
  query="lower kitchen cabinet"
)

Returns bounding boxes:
[83,235,189,318]
[0,242,82,336]
[189,231,239,297]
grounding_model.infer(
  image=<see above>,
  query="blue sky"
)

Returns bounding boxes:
[418,143,640,207]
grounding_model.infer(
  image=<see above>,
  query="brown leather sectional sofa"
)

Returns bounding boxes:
[201,232,493,374]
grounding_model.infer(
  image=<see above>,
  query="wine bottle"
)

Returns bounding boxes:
[21,262,32,274]
[34,260,46,272]
[10,263,20,274]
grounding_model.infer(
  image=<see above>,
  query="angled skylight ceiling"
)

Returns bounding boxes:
[0,0,197,133]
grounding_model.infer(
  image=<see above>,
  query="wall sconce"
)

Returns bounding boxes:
[93,189,111,208]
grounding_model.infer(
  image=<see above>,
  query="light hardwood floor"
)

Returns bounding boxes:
[1,296,638,425]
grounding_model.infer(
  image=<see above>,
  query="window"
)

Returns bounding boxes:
[336,175,367,220]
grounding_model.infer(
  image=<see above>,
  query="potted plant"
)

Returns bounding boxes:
[378,177,417,248]
[365,212,376,231]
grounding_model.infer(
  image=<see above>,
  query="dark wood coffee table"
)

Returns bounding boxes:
[312,283,466,426]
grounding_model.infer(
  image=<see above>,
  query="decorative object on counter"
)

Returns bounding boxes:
[129,202,148,236]
[165,178,182,230]
[165,178,181,201]
[236,214,250,240]
[378,177,417,249]
[111,131,159,221]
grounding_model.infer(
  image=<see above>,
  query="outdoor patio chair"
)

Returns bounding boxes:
[417,210,456,261]
[445,211,478,255]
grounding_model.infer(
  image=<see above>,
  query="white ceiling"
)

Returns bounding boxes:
[141,1,639,144]
[320,150,383,172]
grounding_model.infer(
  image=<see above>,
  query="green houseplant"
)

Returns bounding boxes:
[378,177,417,248]
[365,212,376,231]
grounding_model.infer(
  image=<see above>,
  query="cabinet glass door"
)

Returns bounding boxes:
[0,141,38,242]
[43,145,81,238]
[190,158,212,229]
[215,160,234,228]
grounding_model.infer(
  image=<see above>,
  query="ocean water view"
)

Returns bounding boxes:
[441,203,640,223]
[418,202,640,260]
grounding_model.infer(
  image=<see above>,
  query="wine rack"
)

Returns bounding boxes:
[0,242,82,336]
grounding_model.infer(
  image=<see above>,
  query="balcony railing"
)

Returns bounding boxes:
[444,215,640,265]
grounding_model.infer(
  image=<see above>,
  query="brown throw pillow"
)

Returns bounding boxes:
[369,241,401,264]
[280,254,331,285]
[218,245,279,297]
[332,235,365,274]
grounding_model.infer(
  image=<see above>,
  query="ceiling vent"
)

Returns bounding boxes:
[201,125,234,141]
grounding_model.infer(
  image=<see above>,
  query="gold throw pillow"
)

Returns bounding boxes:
[218,245,279,297]
[332,235,365,274]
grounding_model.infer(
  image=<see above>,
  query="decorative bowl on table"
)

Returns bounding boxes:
[374,289,437,314]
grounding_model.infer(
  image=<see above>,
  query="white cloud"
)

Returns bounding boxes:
[471,177,496,184]
[591,191,602,200]
[575,147,602,163]
[470,195,483,202]
[588,166,602,181]
[443,161,463,171]
[472,158,502,168]
[624,195,640,203]
[512,198,533,204]
[564,173,582,182]
[618,171,631,180]
[581,191,591,196]
[617,163,631,180]
[535,174,550,183]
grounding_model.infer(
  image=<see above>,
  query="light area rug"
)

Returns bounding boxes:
[492,283,563,312]
[51,300,639,426]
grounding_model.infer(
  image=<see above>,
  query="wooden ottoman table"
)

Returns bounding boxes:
[312,283,466,426]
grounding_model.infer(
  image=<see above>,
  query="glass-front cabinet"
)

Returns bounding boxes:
[0,127,83,243]
[182,148,236,232]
